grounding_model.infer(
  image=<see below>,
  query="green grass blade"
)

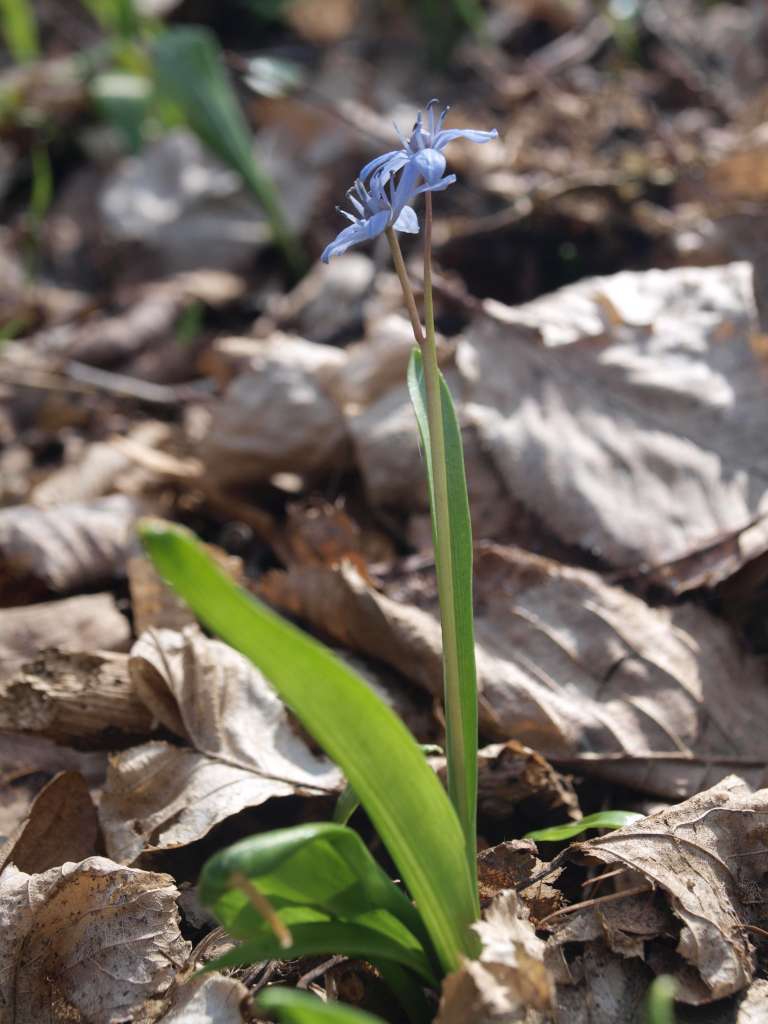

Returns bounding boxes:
[258,988,387,1024]
[139,521,479,973]
[151,26,303,274]
[407,348,478,900]
[525,811,643,843]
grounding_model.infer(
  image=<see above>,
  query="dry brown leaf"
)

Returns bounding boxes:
[458,262,768,586]
[156,973,248,1023]
[259,546,768,798]
[0,495,139,599]
[0,771,98,874]
[199,334,349,485]
[0,651,152,745]
[436,891,553,1024]
[552,776,768,1006]
[100,626,341,862]
[0,856,190,1023]
[0,593,131,662]
[30,422,171,506]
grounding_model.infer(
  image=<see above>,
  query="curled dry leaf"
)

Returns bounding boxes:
[0,593,131,662]
[0,856,190,1023]
[100,626,341,862]
[436,891,552,1024]
[0,495,139,600]
[458,262,768,589]
[0,771,98,874]
[259,546,768,798]
[551,776,768,1007]
[0,651,152,745]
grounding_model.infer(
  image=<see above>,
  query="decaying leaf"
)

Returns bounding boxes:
[458,262,768,587]
[0,593,131,662]
[0,771,99,874]
[550,776,768,1007]
[436,891,552,1024]
[155,973,249,1024]
[478,841,563,922]
[259,545,768,798]
[0,856,190,1023]
[0,651,152,745]
[100,626,341,862]
[0,495,140,599]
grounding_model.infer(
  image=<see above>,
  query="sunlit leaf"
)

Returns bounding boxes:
[199,822,437,984]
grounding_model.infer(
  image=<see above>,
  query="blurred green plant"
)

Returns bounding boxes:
[259,988,389,1024]
[645,975,677,1024]
[525,810,643,843]
[152,26,303,274]
[0,0,39,61]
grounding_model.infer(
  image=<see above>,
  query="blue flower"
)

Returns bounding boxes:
[321,166,456,262]
[321,174,417,263]
[359,99,498,192]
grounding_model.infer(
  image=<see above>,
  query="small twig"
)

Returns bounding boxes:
[581,867,629,891]
[537,884,652,930]
[297,955,348,989]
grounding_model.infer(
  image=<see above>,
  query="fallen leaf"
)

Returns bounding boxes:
[551,776,768,1005]
[156,973,248,1023]
[458,262,768,585]
[0,593,131,662]
[436,891,553,1024]
[259,545,768,798]
[0,771,98,873]
[0,650,151,745]
[0,856,190,1023]
[199,334,349,485]
[0,495,140,600]
[100,626,341,862]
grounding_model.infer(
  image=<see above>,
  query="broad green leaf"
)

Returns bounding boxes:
[525,811,643,842]
[645,976,677,1024]
[139,521,480,973]
[407,348,478,895]
[333,745,443,826]
[151,26,303,274]
[258,988,387,1024]
[199,822,436,984]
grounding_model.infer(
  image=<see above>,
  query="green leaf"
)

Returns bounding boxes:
[333,745,443,827]
[258,988,387,1024]
[151,26,303,274]
[200,822,436,984]
[525,811,643,842]
[407,348,478,896]
[139,521,480,973]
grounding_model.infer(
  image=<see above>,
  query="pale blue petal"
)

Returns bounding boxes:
[359,150,406,183]
[321,221,371,262]
[361,208,392,240]
[393,205,419,233]
[434,128,498,150]
[414,173,456,195]
[412,148,446,185]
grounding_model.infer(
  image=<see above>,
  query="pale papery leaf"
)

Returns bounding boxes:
[0,857,189,1023]
[100,626,341,862]
[157,973,248,1023]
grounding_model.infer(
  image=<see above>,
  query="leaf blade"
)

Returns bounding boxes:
[525,811,643,842]
[139,522,479,972]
